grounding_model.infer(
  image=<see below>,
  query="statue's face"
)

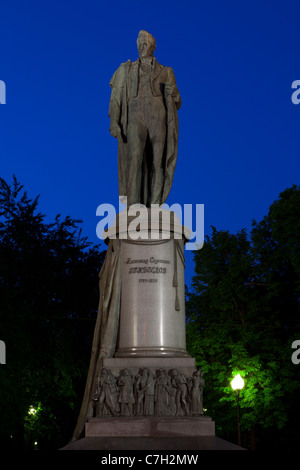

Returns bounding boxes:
[137,35,154,59]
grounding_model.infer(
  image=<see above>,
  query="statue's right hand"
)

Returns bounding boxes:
[110,124,121,139]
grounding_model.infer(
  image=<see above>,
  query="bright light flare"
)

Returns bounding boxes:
[231,374,244,391]
[28,406,37,415]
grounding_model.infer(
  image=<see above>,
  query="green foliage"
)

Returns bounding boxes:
[0,176,105,449]
[186,186,300,449]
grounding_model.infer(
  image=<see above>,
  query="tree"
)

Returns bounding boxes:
[186,186,300,450]
[0,176,105,449]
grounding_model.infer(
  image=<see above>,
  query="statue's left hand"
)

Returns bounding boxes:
[164,81,176,97]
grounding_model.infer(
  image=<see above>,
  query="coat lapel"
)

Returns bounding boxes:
[151,57,162,82]
[151,57,163,96]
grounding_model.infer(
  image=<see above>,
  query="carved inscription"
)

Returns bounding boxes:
[129,266,167,274]
[126,257,170,280]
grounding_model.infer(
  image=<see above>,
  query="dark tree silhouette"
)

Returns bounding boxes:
[186,186,300,450]
[0,176,105,449]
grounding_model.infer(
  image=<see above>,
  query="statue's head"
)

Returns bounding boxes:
[137,30,156,59]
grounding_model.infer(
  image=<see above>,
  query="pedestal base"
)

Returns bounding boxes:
[61,436,245,450]
[85,416,215,438]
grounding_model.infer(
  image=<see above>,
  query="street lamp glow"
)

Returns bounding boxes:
[231,374,244,391]
[28,406,37,415]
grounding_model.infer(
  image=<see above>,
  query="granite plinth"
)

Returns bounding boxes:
[85,416,215,438]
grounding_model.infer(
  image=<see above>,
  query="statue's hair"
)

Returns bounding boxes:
[137,30,156,51]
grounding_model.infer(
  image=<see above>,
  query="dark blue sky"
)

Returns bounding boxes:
[1,0,300,287]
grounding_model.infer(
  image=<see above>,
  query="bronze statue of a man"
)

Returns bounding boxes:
[109,30,181,207]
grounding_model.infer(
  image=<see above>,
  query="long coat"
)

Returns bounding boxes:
[109,57,181,205]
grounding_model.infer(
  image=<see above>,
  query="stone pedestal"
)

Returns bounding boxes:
[86,209,209,434]
[66,208,220,450]
[116,237,188,357]
[60,208,247,450]
[105,207,191,358]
